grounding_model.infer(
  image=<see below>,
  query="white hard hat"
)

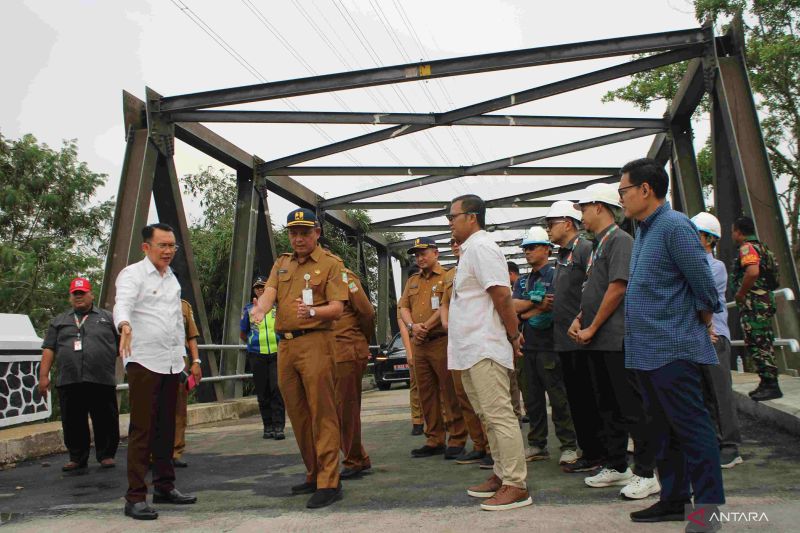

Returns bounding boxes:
[691,212,721,238]
[545,200,582,222]
[521,226,551,247]
[573,183,621,209]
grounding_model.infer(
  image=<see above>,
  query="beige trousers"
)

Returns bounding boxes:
[461,358,528,488]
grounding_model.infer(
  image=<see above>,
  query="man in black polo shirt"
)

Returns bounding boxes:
[568,184,658,500]
[40,277,120,471]
[546,200,608,474]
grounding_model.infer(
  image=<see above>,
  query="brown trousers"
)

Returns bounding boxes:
[173,380,188,459]
[335,358,370,470]
[414,336,466,448]
[409,362,423,424]
[278,330,341,489]
[451,369,488,452]
[126,363,178,503]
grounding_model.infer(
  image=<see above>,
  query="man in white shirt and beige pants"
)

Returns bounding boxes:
[446,194,532,511]
[114,223,200,520]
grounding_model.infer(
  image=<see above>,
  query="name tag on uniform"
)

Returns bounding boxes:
[302,288,314,306]
[431,295,440,310]
[74,339,83,351]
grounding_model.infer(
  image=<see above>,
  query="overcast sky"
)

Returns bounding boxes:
[3,0,709,275]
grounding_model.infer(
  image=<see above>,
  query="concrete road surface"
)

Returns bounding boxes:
[1,387,798,532]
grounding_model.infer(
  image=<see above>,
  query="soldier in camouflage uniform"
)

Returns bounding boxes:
[730,216,783,401]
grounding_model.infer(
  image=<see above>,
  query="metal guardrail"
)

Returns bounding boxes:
[115,343,382,391]
[725,287,795,309]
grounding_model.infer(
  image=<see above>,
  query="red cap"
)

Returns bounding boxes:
[69,277,92,293]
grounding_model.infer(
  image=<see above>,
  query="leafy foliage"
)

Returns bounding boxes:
[0,133,113,333]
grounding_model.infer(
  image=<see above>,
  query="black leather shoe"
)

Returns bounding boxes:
[172,458,188,468]
[751,380,783,401]
[479,454,494,469]
[274,429,286,440]
[124,501,158,520]
[444,446,465,460]
[630,500,689,522]
[263,429,275,439]
[153,488,197,505]
[291,481,317,495]
[340,465,371,479]
[411,444,445,458]
[411,424,424,436]
[306,484,342,509]
[455,449,486,464]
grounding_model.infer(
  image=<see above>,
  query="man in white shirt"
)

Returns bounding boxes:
[447,194,532,512]
[114,223,199,520]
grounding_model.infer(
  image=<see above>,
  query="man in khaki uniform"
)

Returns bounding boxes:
[250,208,348,509]
[399,236,467,459]
[398,314,424,435]
[334,267,376,479]
[441,239,488,464]
[173,299,201,467]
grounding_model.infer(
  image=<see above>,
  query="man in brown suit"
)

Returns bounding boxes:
[334,268,376,479]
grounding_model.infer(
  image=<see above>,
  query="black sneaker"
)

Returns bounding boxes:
[306,484,342,509]
[630,500,689,523]
[444,446,465,460]
[455,449,486,464]
[291,481,317,495]
[411,444,445,458]
[411,424,424,436]
[561,456,603,473]
[479,454,494,469]
[263,429,275,439]
[274,429,286,440]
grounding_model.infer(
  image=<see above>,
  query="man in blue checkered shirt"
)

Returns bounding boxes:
[619,158,724,528]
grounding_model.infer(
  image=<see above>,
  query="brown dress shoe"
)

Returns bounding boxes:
[466,474,502,498]
[480,485,533,511]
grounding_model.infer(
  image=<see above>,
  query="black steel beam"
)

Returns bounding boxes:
[329,199,558,210]
[330,127,647,208]
[388,216,544,238]
[272,166,619,176]
[161,28,708,111]
[260,47,701,174]
[170,110,667,130]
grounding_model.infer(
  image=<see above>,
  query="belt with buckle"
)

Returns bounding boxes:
[280,329,317,340]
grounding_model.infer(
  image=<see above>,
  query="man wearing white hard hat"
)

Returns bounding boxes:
[691,212,743,470]
[512,227,578,466]
[568,183,659,501]
[545,200,607,474]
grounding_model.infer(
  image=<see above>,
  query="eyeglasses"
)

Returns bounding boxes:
[149,242,180,251]
[445,212,477,222]
[545,219,567,229]
[617,183,641,198]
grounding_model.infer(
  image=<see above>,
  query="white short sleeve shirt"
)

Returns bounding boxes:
[447,230,514,370]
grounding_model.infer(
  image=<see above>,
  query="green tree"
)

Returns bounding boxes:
[0,133,114,333]
[604,0,800,258]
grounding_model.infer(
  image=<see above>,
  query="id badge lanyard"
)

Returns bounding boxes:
[73,313,88,351]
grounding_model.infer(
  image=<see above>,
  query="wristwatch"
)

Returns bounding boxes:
[406,322,414,332]
[507,332,521,343]
[191,359,201,366]
[309,308,316,318]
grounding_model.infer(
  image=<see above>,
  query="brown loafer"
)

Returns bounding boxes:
[100,458,116,468]
[466,474,502,498]
[480,485,533,511]
[62,461,87,472]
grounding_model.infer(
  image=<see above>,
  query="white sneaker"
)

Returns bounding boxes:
[619,475,661,500]
[627,437,634,454]
[524,446,549,461]
[584,467,633,488]
[559,449,579,465]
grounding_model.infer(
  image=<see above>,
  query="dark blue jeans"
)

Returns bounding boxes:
[637,360,725,504]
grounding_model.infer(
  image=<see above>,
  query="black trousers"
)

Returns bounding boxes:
[558,351,606,460]
[586,350,656,477]
[637,360,724,504]
[57,382,119,465]
[248,353,285,430]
